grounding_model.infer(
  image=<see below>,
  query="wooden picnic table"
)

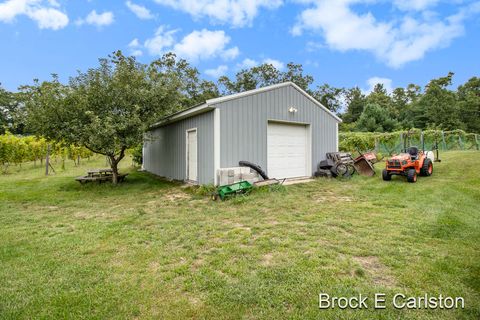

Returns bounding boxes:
[86,168,113,177]
[76,168,128,184]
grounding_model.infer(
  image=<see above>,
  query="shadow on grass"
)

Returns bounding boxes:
[57,170,181,196]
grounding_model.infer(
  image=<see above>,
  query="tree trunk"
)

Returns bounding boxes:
[110,156,119,185]
[108,147,126,185]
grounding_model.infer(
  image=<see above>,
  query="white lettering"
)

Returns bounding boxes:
[319,293,330,309]
[393,293,406,309]
[375,293,386,309]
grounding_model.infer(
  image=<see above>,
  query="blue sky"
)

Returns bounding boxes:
[1,0,479,93]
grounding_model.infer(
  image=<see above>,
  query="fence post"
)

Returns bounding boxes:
[442,131,446,150]
[45,144,50,176]
[475,134,479,151]
[420,131,424,150]
[459,135,463,150]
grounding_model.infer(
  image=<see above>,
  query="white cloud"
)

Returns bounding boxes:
[128,38,143,56]
[205,65,228,78]
[126,1,153,19]
[140,28,240,62]
[292,0,477,68]
[263,58,284,70]
[128,38,140,48]
[365,77,393,93]
[237,57,285,70]
[173,29,239,62]
[153,0,282,27]
[238,58,258,69]
[131,49,143,57]
[77,10,114,27]
[393,0,439,11]
[0,0,68,30]
[144,26,177,55]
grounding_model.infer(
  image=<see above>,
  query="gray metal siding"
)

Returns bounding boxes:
[215,85,338,176]
[143,110,214,184]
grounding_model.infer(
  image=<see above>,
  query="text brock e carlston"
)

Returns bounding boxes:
[319,293,465,310]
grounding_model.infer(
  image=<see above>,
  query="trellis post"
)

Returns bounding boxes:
[420,131,424,150]
[442,131,446,150]
[45,144,50,176]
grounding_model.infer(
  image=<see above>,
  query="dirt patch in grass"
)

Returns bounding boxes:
[163,191,191,202]
[261,253,274,266]
[353,256,396,287]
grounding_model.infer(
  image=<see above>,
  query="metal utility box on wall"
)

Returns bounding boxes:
[143,82,342,185]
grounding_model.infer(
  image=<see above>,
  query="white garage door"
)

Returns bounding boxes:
[267,122,309,179]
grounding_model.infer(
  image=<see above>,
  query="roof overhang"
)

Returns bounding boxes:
[149,103,213,129]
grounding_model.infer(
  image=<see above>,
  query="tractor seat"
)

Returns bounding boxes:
[407,146,419,160]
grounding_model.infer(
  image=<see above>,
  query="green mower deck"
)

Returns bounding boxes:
[214,181,253,201]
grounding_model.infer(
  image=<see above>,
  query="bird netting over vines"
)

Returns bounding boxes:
[339,129,479,155]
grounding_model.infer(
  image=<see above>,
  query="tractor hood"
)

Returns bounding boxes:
[389,153,411,161]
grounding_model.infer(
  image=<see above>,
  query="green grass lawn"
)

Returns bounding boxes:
[1,151,479,319]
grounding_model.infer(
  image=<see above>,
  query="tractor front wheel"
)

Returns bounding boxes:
[406,169,417,183]
[420,158,433,176]
[382,169,391,181]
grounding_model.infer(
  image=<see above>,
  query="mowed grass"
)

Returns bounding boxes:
[0,151,479,319]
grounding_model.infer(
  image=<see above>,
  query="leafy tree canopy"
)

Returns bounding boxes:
[22,51,208,183]
[218,62,314,94]
[356,103,399,132]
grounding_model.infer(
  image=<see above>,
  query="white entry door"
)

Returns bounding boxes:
[186,129,198,182]
[267,122,308,179]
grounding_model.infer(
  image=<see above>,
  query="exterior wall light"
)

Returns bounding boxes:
[288,106,298,113]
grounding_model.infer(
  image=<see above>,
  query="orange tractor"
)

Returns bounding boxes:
[382,146,433,183]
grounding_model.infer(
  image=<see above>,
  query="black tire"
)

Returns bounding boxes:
[318,159,335,170]
[347,164,356,176]
[420,158,433,176]
[334,163,348,176]
[382,169,391,181]
[239,161,269,180]
[406,168,417,183]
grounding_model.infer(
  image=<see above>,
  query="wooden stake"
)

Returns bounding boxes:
[45,144,50,176]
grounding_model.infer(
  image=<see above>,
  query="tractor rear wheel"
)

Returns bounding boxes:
[406,168,417,183]
[420,158,433,176]
[382,169,391,181]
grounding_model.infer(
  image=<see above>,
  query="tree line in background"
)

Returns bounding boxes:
[0,51,478,181]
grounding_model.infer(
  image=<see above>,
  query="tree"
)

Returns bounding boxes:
[218,62,314,94]
[356,103,399,132]
[280,63,314,92]
[457,77,480,133]
[0,85,9,134]
[218,63,281,94]
[365,84,394,116]
[391,84,422,129]
[312,84,344,113]
[23,51,195,183]
[0,85,23,134]
[412,72,462,130]
[342,87,366,123]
